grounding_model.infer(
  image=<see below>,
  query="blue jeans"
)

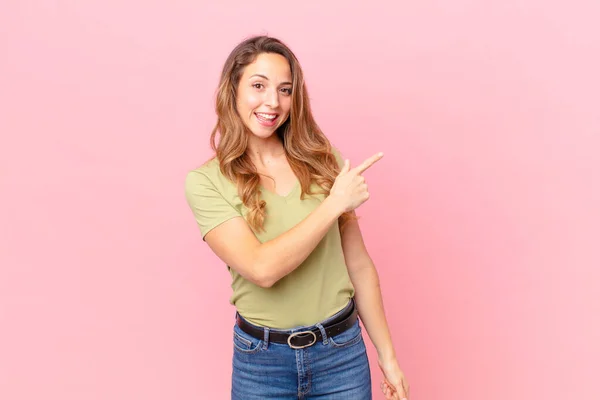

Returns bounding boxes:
[231,302,372,399]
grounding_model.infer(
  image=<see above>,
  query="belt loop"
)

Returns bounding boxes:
[315,323,328,345]
[262,327,270,349]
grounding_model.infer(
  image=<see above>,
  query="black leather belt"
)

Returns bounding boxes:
[236,299,358,349]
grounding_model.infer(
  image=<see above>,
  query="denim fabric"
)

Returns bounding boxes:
[231,304,372,399]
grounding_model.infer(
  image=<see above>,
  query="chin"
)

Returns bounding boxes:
[249,129,277,139]
[247,122,280,138]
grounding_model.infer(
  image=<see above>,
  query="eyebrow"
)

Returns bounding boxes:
[250,74,292,86]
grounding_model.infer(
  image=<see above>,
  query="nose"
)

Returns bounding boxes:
[264,88,280,109]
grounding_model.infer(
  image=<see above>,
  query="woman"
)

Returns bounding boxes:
[185,35,409,400]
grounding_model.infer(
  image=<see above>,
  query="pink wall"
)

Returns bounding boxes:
[1,1,598,399]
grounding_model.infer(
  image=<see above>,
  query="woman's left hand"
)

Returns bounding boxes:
[378,356,409,400]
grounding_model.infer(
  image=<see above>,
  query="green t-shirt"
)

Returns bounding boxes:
[184,150,354,329]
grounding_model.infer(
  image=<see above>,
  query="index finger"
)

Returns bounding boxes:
[352,152,384,175]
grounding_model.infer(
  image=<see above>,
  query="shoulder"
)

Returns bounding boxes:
[186,156,219,182]
[330,146,345,168]
[185,156,236,200]
[184,157,244,239]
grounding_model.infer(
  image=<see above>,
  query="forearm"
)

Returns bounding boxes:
[351,265,398,362]
[254,196,343,286]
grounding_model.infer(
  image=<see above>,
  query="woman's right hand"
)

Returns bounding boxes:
[329,152,384,213]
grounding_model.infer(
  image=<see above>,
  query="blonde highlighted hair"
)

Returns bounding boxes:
[209,35,350,231]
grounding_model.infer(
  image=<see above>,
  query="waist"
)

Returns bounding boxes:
[235,298,357,348]
[232,291,355,329]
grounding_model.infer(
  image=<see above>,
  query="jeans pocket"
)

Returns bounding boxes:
[328,319,363,348]
[233,325,264,354]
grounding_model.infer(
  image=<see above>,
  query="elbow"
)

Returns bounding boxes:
[256,277,275,289]
[254,270,276,289]
[248,261,277,288]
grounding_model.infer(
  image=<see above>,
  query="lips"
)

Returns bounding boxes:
[254,112,279,127]
[255,112,278,120]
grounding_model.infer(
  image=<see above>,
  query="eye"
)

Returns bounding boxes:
[281,87,292,96]
[252,83,264,90]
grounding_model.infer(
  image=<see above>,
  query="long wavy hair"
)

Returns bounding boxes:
[210,35,351,232]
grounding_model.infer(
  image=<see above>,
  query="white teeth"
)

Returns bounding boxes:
[256,113,277,120]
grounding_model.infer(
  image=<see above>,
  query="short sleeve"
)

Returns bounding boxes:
[184,170,242,240]
[331,146,345,169]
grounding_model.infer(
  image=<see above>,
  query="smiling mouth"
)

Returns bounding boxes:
[254,112,279,126]
[255,112,278,120]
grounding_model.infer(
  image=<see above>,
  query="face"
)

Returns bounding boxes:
[235,52,293,139]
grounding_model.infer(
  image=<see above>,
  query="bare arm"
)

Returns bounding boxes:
[205,196,340,287]
[204,152,383,288]
[340,213,409,400]
[339,213,396,360]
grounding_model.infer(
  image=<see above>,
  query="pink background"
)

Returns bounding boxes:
[1,1,599,399]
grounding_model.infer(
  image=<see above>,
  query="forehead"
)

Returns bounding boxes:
[242,53,291,81]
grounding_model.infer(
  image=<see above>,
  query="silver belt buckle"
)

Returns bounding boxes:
[287,330,317,349]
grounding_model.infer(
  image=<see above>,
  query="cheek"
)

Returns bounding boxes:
[281,98,292,115]
[240,93,262,113]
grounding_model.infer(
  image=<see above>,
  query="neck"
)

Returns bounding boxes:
[247,134,285,166]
